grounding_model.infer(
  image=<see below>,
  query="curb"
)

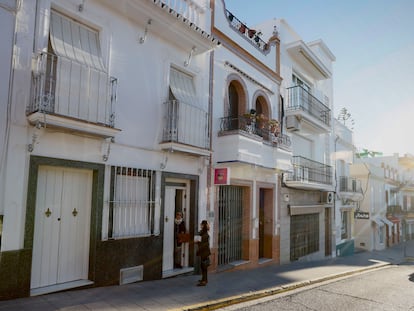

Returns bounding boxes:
[172,262,391,311]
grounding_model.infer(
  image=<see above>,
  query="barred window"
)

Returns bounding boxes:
[109,167,156,238]
[290,213,319,261]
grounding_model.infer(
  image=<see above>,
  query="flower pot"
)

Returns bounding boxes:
[239,24,246,34]
[248,29,256,38]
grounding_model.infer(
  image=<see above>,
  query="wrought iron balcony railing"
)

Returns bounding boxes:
[219,115,291,150]
[225,9,270,53]
[28,52,117,127]
[339,176,363,193]
[286,156,332,185]
[387,205,404,215]
[286,85,331,127]
[162,100,209,149]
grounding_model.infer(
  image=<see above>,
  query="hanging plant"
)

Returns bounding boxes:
[248,29,256,38]
[239,23,246,34]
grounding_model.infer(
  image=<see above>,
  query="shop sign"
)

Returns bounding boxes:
[354,211,370,219]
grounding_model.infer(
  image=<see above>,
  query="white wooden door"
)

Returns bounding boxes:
[162,187,176,272]
[31,166,92,289]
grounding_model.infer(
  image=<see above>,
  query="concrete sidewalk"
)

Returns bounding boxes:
[1,241,413,311]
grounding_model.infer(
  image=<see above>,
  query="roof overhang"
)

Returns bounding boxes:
[286,40,331,80]
[100,0,220,54]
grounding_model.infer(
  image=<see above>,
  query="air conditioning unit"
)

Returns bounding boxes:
[322,191,334,204]
[286,115,301,131]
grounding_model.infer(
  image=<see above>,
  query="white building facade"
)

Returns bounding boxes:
[333,120,363,256]
[258,19,336,263]
[0,0,219,299]
[209,0,291,269]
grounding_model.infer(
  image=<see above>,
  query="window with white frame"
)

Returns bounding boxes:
[109,167,157,238]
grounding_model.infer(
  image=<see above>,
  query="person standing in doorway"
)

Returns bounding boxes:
[174,211,186,268]
[196,220,211,286]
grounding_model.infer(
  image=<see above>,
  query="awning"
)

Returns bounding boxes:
[169,67,199,106]
[50,11,106,72]
[372,217,383,227]
[381,217,394,227]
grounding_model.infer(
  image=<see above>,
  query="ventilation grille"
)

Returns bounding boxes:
[119,265,143,285]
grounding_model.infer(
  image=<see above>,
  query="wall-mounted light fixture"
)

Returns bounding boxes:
[139,19,152,44]
[184,46,197,67]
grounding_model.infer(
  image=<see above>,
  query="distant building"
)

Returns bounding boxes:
[351,153,402,251]
[333,120,363,256]
[393,154,414,241]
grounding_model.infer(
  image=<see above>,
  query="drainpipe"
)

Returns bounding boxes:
[207,50,214,217]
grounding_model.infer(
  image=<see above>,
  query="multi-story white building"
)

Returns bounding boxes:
[210,0,291,269]
[256,18,336,263]
[333,119,363,256]
[0,0,219,299]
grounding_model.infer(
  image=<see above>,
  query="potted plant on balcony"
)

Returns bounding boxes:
[254,31,262,43]
[248,28,256,38]
[256,113,268,129]
[268,119,280,136]
[243,109,256,125]
[239,23,247,34]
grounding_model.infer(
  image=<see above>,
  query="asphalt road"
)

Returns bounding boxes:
[219,263,414,311]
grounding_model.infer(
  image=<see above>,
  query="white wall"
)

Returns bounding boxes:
[0,1,17,216]
[1,0,212,251]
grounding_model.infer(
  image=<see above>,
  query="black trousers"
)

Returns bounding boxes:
[200,258,209,282]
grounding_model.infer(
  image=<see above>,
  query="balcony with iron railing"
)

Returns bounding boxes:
[215,115,292,171]
[159,100,210,156]
[27,52,119,138]
[338,176,364,202]
[286,85,331,133]
[284,156,333,190]
[225,9,270,53]
[219,115,291,150]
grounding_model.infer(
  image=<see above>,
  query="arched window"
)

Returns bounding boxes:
[228,83,239,119]
[254,95,270,136]
[227,80,246,130]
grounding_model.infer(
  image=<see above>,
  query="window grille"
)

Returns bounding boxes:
[109,167,156,238]
[290,213,319,260]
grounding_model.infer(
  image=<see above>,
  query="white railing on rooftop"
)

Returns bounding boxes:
[159,0,205,25]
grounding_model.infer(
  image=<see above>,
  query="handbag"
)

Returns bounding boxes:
[178,232,190,243]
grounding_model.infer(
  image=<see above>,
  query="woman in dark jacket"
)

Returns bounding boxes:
[196,220,210,286]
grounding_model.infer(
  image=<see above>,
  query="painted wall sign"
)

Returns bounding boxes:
[354,211,370,219]
[214,168,230,185]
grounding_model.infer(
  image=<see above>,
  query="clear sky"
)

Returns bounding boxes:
[224,0,414,156]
